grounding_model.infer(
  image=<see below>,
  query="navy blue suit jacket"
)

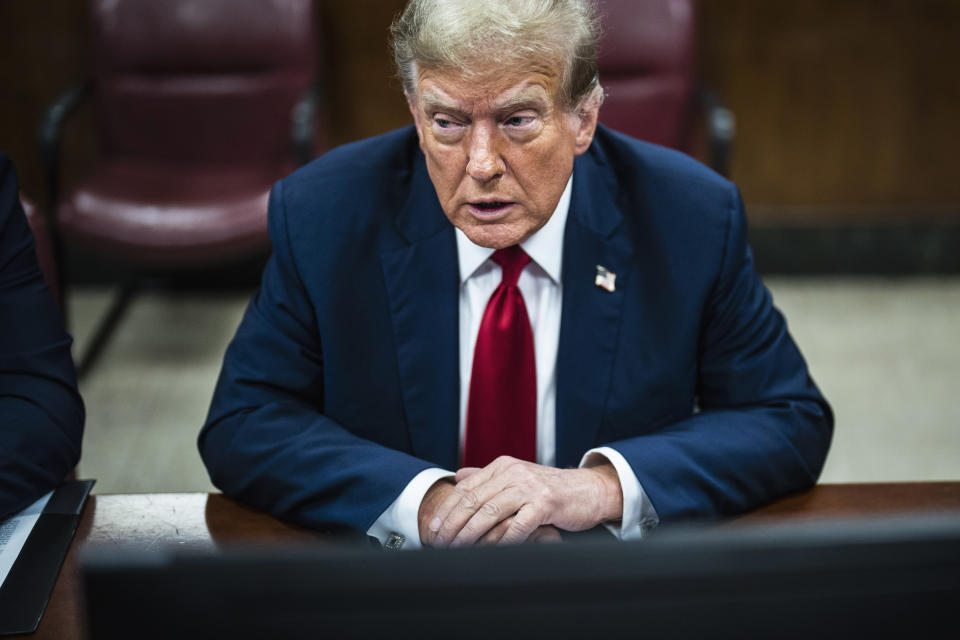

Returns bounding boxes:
[0,153,84,519]
[200,125,832,534]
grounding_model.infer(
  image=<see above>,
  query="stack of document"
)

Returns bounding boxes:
[0,480,93,635]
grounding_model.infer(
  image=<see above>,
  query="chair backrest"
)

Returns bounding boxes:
[596,0,696,151]
[90,0,316,165]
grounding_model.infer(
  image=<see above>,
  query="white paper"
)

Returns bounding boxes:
[0,491,53,589]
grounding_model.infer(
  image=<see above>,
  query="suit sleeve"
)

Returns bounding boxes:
[610,186,833,521]
[199,181,435,535]
[0,156,84,520]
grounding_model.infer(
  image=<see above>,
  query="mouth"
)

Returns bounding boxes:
[466,200,515,220]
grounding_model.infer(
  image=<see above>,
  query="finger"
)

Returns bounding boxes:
[431,480,502,546]
[425,464,497,546]
[527,525,562,544]
[477,516,515,546]
[455,467,481,483]
[426,484,478,547]
[453,455,515,489]
[438,480,519,548]
[499,504,544,545]
[433,462,515,546]
[450,486,525,547]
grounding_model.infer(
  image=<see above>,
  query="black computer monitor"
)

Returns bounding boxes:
[81,513,960,640]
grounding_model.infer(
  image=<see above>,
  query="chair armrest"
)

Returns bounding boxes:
[36,81,91,317]
[291,84,321,166]
[38,81,92,207]
[697,85,736,178]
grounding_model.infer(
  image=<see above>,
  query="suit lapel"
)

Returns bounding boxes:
[555,149,635,467]
[380,153,460,470]
[378,137,635,470]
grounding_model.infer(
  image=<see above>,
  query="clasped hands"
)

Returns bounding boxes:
[417,456,623,547]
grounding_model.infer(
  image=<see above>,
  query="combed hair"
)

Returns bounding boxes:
[391,0,603,112]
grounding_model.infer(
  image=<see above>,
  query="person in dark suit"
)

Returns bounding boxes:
[200,0,832,549]
[0,153,84,520]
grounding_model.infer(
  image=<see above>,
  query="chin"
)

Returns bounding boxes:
[460,222,527,249]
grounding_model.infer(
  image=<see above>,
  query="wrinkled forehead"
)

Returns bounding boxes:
[420,72,556,114]
[411,58,565,111]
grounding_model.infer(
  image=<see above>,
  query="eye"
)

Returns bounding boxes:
[505,115,533,127]
[432,115,464,132]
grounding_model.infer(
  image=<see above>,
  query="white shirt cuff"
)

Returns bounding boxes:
[366,467,455,550]
[580,447,659,540]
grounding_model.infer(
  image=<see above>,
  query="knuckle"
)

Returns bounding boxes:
[511,515,536,536]
[454,487,479,510]
[462,517,486,536]
[479,501,502,518]
[537,484,555,506]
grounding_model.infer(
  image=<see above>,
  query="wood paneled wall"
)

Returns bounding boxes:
[0,0,93,207]
[698,0,960,214]
[2,0,958,219]
[319,1,410,146]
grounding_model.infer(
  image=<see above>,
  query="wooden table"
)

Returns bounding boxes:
[15,483,960,640]
[14,494,320,640]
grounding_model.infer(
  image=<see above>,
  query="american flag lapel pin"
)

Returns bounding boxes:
[595,265,616,292]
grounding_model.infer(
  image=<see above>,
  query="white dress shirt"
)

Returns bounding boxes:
[367,175,659,549]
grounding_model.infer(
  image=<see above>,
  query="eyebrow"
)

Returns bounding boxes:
[419,89,551,118]
[420,92,466,116]
[495,92,550,114]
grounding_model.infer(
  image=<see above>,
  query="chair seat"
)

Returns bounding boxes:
[58,159,291,267]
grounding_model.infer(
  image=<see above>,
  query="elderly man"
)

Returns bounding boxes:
[200,0,832,549]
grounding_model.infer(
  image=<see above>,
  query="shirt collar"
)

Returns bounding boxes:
[455,173,571,285]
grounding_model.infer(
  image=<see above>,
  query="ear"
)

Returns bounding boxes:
[407,93,426,146]
[571,87,601,156]
[572,100,600,156]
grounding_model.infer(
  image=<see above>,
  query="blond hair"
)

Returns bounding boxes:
[391,0,603,112]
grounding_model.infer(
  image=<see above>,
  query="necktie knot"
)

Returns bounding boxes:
[491,246,530,287]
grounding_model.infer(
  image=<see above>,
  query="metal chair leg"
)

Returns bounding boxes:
[75,282,139,380]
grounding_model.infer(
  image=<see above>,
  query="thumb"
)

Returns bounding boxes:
[455,467,481,483]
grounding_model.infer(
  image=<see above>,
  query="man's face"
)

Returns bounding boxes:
[408,63,599,249]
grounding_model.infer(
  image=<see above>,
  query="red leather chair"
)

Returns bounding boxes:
[597,0,734,175]
[40,0,323,377]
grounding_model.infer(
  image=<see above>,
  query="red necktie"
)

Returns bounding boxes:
[463,246,536,468]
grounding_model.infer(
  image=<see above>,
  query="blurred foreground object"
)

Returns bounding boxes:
[597,0,734,175]
[82,512,960,639]
[39,0,324,378]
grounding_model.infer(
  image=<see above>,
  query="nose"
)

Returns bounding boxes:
[465,122,505,183]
